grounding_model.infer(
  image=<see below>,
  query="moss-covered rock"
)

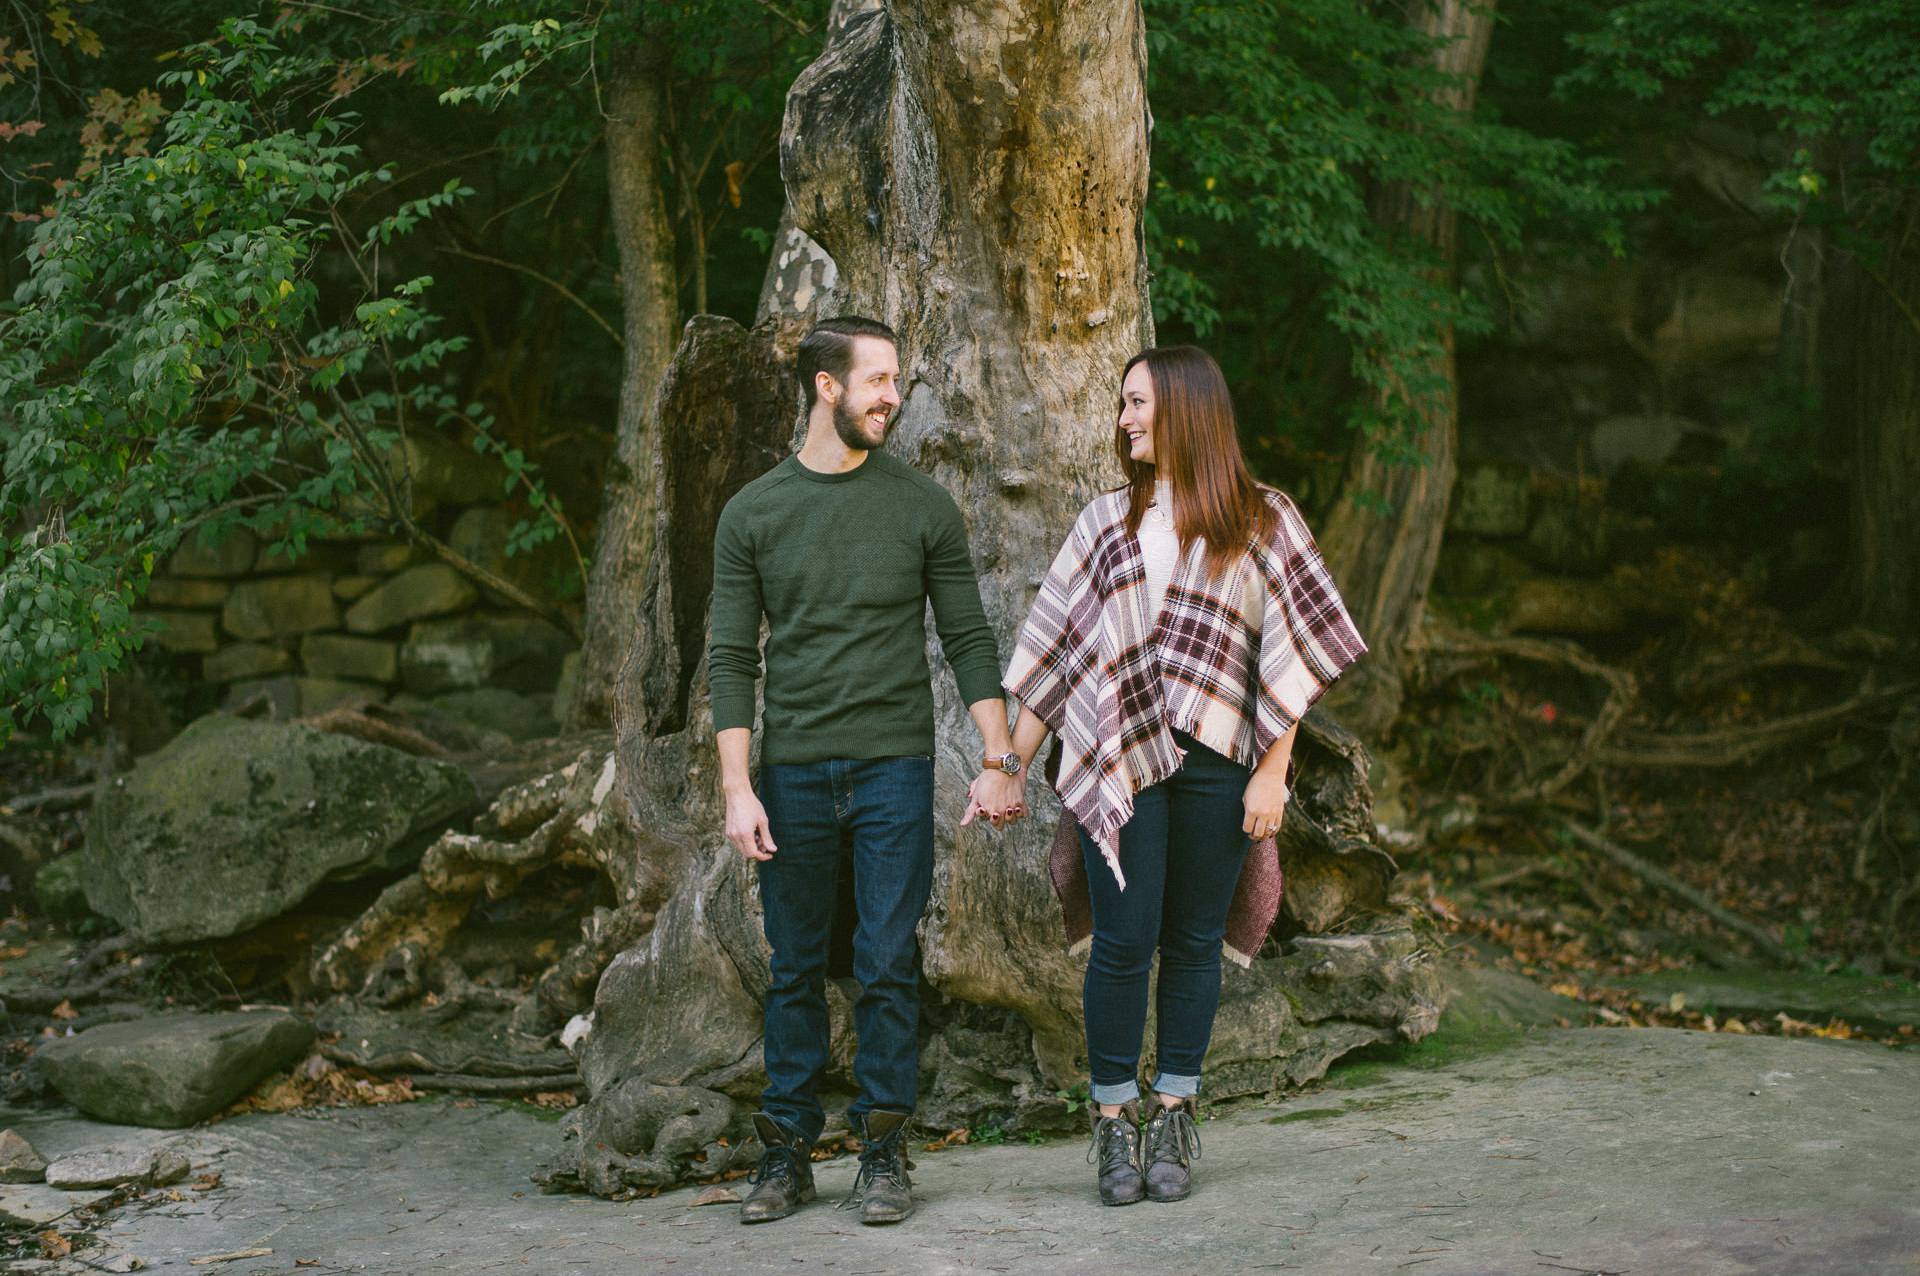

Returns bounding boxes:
[36,1011,313,1128]
[81,714,477,944]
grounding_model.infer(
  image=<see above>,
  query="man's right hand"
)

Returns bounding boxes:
[724,788,778,861]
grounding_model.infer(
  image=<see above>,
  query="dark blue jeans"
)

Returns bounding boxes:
[755,755,934,1144]
[1078,730,1252,1105]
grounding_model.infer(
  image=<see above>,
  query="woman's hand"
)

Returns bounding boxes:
[962,769,1028,829]
[1242,768,1289,841]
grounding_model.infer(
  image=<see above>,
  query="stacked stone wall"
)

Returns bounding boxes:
[135,441,580,743]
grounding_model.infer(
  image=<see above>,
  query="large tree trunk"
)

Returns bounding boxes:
[1831,207,1920,634]
[321,0,1441,1198]
[555,0,1436,1192]
[565,24,682,731]
[1320,0,1496,739]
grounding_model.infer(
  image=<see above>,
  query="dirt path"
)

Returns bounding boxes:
[4,1025,1915,1274]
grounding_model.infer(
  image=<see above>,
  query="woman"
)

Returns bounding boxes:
[972,345,1366,1205]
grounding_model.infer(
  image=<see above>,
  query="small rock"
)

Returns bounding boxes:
[145,610,220,654]
[202,642,295,683]
[221,576,340,642]
[146,577,232,608]
[397,620,494,693]
[0,1183,112,1227]
[357,541,423,575]
[345,564,479,635]
[0,1128,48,1183]
[332,574,380,601]
[44,1143,189,1190]
[300,634,400,684]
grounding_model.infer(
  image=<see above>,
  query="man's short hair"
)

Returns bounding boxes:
[796,316,897,407]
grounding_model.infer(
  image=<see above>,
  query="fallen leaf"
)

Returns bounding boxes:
[39,1230,72,1257]
[691,1185,740,1207]
[51,999,77,1020]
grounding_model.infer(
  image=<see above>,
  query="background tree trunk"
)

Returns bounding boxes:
[1320,0,1497,740]
[565,21,682,730]
[1830,206,1920,635]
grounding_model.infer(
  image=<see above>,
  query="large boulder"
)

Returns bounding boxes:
[35,1011,313,1128]
[82,715,477,943]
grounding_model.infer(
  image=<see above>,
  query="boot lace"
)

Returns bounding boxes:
[1086,1112,1140,1174]
[839,1123,911,1210]
[1143,1105,1202,1168]
[746,1143,803,1192]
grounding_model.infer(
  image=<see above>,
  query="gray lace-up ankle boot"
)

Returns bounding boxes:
[1141,1098,1202,1202]
[1086,1102,1145,1206]
[844,1109,915,1224]
[740,1112,816,1223]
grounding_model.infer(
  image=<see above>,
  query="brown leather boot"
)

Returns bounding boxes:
[1142,1098,1201,1202]
[740,1112,816,1223]
[1087,1102,1145,1206]
[843,1109,915,1224]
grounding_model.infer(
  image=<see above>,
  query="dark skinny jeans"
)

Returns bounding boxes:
[1077,730,1252,1105]
[755,754,934,1145]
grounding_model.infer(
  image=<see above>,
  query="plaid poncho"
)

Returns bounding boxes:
[1005,486,1367,962]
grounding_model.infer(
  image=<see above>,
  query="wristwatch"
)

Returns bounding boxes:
[984,751,1023,776]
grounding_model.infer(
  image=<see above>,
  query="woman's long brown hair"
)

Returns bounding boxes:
[1115,345,1276,580]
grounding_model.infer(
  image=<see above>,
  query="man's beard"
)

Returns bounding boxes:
[833,396,889,451]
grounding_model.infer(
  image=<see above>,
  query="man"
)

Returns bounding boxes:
[708,316,1023,1226]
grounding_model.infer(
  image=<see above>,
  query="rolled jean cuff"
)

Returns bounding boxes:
[1149,1072,1200,1099]
[1091,1078,1141,1106]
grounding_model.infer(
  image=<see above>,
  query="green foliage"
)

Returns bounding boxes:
[433,0,828,316]
[0,19,566,745]
[1562,0,1920,238]
[1146,0,1656,461]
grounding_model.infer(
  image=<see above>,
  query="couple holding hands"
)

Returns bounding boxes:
[708,316,1366,1225]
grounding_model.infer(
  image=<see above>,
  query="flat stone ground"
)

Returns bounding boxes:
[3,1027,1916,1276]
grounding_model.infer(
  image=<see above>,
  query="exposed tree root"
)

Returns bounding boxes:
[1418,622,1637,802]
[1559,819,1798,966]
[1596,681,1915,770]
[308,742,657,1043]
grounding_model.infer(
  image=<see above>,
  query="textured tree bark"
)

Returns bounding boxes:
[565,20,683,730]
[1320,0,1497,739]
[1829,210,1920,634]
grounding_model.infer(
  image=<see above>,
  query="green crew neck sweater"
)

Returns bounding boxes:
[707,449,1003,764]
